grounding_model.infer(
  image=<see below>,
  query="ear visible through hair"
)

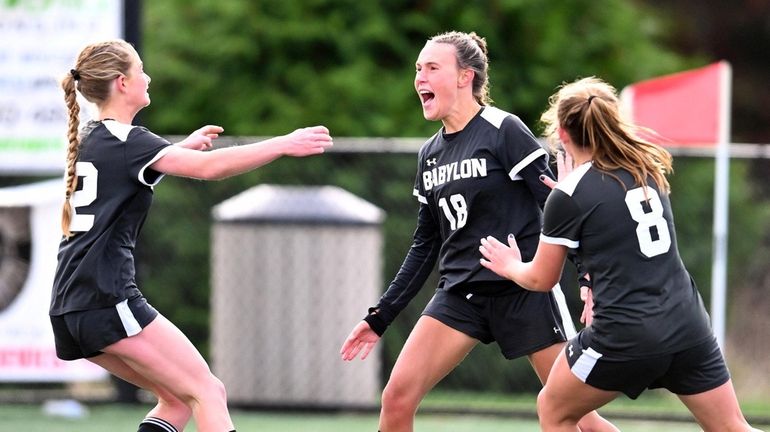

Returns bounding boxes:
[458,68,474,88]
[115,74,129,94]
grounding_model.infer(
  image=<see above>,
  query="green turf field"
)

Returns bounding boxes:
[0,403,708,432]
[2,390,767,432]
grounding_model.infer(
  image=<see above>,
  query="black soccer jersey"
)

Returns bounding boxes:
[50,120,172,316]
[371,107,554,328]
[541,163,713,358]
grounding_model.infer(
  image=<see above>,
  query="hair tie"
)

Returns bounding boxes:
[587,95,597,105]
[70,69,81,81]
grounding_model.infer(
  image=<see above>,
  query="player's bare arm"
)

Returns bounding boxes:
[479,235,568,292]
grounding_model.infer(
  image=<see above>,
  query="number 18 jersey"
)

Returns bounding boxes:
[414,106,553,295]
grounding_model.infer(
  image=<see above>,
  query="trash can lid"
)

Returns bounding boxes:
[212,184,385,225]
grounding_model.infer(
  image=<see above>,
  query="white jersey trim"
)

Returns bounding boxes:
[102,119,169,187]
[102,119,134,142]
[509,147,547,181]
[556,161,592,196]
[540,233,579,248]
[479,106,508,129]
[413,188,427,204]
[115,299,141,337]
[138,146,172,187]
[570,347,603,382]
[551,283,576,338]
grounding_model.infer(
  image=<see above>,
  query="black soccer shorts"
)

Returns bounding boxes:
[422,287,571,359]
[565,332,730,399]
[50,295,159,361]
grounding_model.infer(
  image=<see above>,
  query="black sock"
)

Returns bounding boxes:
[137,417,178,432]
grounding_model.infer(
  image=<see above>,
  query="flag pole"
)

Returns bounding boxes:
[710,61,732,351]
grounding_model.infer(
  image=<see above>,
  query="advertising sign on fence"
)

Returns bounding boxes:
[0,0,124,175]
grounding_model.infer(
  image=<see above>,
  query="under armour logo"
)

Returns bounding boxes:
[553,326,561,334]
[568,344,574,357]
[426,158,437,166]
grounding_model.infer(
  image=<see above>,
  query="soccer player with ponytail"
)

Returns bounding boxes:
[480,76,761,432]
[51,39,332,432]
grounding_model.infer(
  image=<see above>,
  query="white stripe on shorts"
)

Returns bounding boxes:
[571,347,603,382]
[551,283,576,338]
[115,299,142,337]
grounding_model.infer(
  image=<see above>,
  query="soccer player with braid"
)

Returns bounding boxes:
[479,76,761,431]
[51,39,332,432]
[340,31,617,432]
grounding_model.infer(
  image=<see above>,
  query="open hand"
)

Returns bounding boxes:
[479,234,522,280]
[340,321,380,361]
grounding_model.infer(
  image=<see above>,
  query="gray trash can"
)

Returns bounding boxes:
[210,184,384,408]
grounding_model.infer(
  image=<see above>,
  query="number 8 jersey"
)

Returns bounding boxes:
[541,162,713,358]
[50,120,172,316]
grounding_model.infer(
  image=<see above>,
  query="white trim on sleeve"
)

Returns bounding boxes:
[413,188,428,204]
[540,233,579,248]
[508,147,547,181]
[138,146,173,187]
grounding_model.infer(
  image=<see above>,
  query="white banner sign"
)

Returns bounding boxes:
[0,179,107,381]
[0,0,123,174]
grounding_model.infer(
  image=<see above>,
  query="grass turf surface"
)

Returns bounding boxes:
[5,390,768,432]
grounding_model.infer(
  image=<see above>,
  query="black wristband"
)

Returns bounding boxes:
[363,312,388,337]
[578,271,592,289]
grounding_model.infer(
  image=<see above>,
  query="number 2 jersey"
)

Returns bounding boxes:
[541,162,713,358]
[369,107,555,329]
[50,120,172,316]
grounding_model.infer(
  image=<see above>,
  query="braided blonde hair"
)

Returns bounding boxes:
[61,39,137,238]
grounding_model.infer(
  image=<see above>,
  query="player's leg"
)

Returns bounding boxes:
[677,380,761,432]
[89,352,191,431]
[528,344,620,432]
[660,337,760,431]
[379,315,477,432]
[651,336,760,432]
[536,349,620,432]
[103,313,233,432]
[495,287,619,432]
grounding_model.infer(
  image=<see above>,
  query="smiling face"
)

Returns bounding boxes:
[414,41,463,122]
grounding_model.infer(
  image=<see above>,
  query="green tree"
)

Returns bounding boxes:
[142,0,692,138]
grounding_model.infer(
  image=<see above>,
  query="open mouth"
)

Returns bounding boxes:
[419,90,435,104]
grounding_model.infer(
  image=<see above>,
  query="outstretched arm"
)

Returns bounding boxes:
[152,125,333,180]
